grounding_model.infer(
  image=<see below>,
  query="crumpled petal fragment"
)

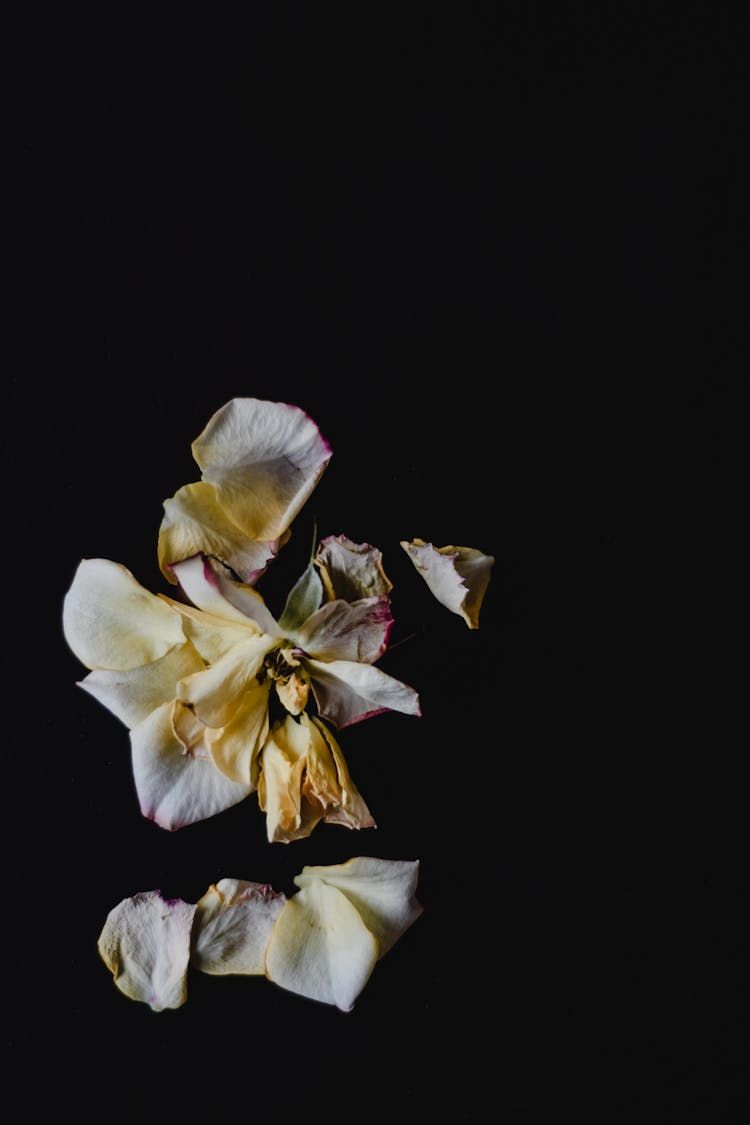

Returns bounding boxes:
[315,535,393,602]
[97,890,196,1011]
[293,595,393,664]
[400,539,494,628]
[63,558,184,671]
[191,879,286,976]
[294,857,423,956]
[306,657,421,728]
[265,878,379,1011]
[131,702,252,830]
[79,640,206,729]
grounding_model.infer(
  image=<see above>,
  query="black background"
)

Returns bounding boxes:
[7,5,742,1120]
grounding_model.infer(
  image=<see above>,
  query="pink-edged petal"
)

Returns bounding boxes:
[78,640,206,729]
[292,595,393,664]
[169,555,281,635]
[206,677,272,788]
[265,879,379,1011]
[191,879,286,976]
[176,635,277,728]
[158,481,285,585]
[294,857,423,957]
[401,539,494,628]
[314,535,393,602]
[97,890,196,1011]
[191,398,332,542]
[305,657,421,728]
[130,702,252,830]
[63,558,184,671]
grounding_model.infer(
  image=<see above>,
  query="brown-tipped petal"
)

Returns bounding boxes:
[314,535,393,602]
[306,657,421,728]
[207,677,272,788]
[265,879,379,1011]
[97,890,196,1011]
[191,879,286,976]
[292,595,393,664]
[400,539,494,628]
[294,857,422,957]
[79,640,205,729]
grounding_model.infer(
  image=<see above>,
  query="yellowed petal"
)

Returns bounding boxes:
[257,722,313,843]
[400,539,494,628]
[314,534,393,602]
[191,879,286,976]
[79,640,205,729]
[176,635,277,727]
[265,879,378,1010]
[160,597,259,664]
[275,669,310,715]
[97,890,196,1011]
[207,677,272,787]
[309,716,375,832]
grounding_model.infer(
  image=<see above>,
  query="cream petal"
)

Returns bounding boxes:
[305,658,421,728]
[63,558,184,671]
[292,595,393,664]
[170,555,261,624]
[207,677,272,787]
[131,702,252,830]
[314,535,393,602]
[191,879,286,975]
[177,635,277,727]
[309,717,375,831]
[265,879,379,1011]
[199,556,281,634]
[79,640,206,729]
[400,539,494,628]
[97,890,196,1011]
[192,398,332,542]
[158,481,284,585]
[160,597,258,664]
[257,722,318,843]
[294,857,422,956]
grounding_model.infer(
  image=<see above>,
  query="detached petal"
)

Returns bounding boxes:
[192,398,332,542]
[265,879,379,1011]
[63,558,184,671]
[97,890,196,1011]
[191,879,286,976]
[170,555,280,635]
[401,539,494,628]
[158,481,285,585]
[306,658,421,728]
[294,857,423,956]
[293,595,393,664]
[315,535,393,602]
[79,640,205,729]
[131,702,252,830]
[176,635,277,728]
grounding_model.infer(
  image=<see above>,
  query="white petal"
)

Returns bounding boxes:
[191,879,286,975]
[265,879,378,1011]
[63,558,184,671]
[295,857,422,956]
[130,702,252,830]
[79,640,205,728]
[401,539,494,628]
[177,635,276,728]
[292,596,393,664]
[158,481,285,585]
[314,535,393,601]
[97,890,196,1011]
[170,555,280,634]
[192,398,332,541]
[305,658,421,728]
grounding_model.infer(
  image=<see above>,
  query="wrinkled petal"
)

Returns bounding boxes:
[294,857,422,956]
[257,732,308,843]
[265,879,379,1011]
[207,677,272,787]
[79,640,206,729]
[177,635,277,728]
[292,595,393,664]
[192,398,332,542]
[305,658,421,728]
[310,716,376,832]
[191,879,286,976]
[158,481,285,585]
[170,555,280,634]
[401,539,494,628]
[131,702,252,830]
[97,890,196,1011]
[63,558,184,671]
[315,535,393,602]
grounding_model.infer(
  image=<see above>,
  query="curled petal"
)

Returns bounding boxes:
[159,598,258,665]
[305,657,421,728]
[170,555,280,635]
[309,716,375,832]
[78,640,205,729]
[63,558,184,671]
[315,535,393,602]
[292,595,393,664]
[131,702,252,830]
[97,890,196,1011]
[207,677,272,788]
[176,635,277,728]
[265,879,379,1011]
[191,879,286,976]
[400,539,494,628]
[295,857,422,956]
[192,398,332,542]
[158,481,285,585]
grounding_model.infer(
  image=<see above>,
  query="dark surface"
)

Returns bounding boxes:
[7,7,741,1120]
